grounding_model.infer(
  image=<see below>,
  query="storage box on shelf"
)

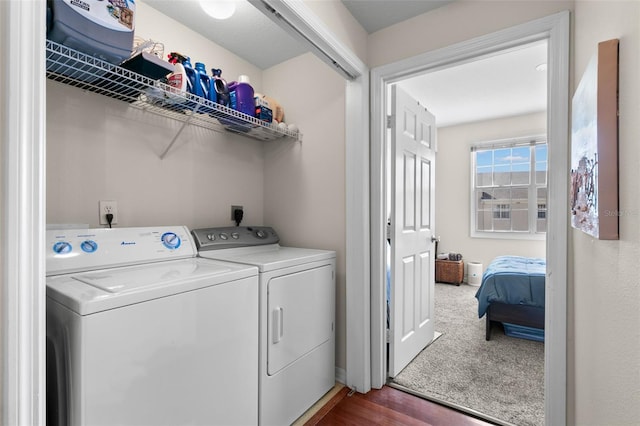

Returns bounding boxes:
[435,259,464,285]
[45,40,300,156]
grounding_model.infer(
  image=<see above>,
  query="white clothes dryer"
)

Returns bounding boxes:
[46,226,259,426]
[191,226,336,426]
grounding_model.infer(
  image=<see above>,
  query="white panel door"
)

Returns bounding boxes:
[389,85,437,377]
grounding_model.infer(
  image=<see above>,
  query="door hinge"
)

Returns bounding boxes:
[386,219,391,241]
[386,115,393,129]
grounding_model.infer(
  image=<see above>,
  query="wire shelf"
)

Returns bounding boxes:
[45,40,301,144]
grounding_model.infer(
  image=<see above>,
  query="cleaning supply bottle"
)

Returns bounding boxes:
[228,75,255,116]
[195,62,211,102]
[210,68,229,106]
[182,57,202,98]
[166,52,188,94]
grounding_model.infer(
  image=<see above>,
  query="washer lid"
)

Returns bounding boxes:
[199,245,336,272]
[46,258,258,315]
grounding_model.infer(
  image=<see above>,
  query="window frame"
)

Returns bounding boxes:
[470,135,547,240]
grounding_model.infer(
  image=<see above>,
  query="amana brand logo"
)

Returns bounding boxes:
[121,241,136,246]
[70,0,90,12]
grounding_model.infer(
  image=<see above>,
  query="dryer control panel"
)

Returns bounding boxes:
[192,226,279,251]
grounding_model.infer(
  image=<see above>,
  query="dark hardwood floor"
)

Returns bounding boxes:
[304,385,495,426]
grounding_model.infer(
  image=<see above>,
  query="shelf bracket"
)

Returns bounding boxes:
[159,104,201,159]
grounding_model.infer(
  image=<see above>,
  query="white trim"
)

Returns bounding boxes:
[543,11,570,424]
[371,11,569,424]
[345,74,371,393]
[252,0,371,393]
[1,1,47,425]
[252,0,366,79]
[335,367,347,385]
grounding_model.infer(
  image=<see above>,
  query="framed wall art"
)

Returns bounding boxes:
[570,38,619,240]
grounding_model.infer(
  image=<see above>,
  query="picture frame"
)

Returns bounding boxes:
[570,39,619,240]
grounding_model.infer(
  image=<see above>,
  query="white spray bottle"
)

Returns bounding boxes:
[166,52,188,93]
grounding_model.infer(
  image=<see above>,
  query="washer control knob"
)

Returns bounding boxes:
[161,232,181,250]
[219,233,229,240]
[207,234,216,241]
[52,241,72,254]
[255,229,267,239]
[80,240,98,253]
[231,232,239,239]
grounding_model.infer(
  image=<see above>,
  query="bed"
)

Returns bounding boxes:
[475,256,546,341]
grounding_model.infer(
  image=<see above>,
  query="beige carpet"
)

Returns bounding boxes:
[392,282,544,426]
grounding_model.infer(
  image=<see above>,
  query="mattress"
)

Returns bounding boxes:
[475,255,546,318]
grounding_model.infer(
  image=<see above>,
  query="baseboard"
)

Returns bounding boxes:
[335,366,346,384]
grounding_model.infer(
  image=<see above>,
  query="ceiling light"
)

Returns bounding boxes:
[535,63,547,71]
[199,0,237,20]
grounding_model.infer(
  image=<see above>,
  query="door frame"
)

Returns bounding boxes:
[370,11,569,425]
[1,1,47,425]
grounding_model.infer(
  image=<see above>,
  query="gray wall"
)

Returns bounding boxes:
[435,112,547,277]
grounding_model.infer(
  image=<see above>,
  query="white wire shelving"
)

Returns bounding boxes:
[45,40,301,158]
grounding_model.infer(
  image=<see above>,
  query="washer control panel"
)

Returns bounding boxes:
[192,226,279,251]
[46,226,195,276]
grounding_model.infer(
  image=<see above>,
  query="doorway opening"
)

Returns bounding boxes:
[384,40,548,426]
[370,11,569,426]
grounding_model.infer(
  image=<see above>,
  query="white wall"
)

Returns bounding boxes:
[302,0,368,64]
[262,52,347,372]
[46,1,266,229]
[46,82,265,228]
[571,2,640,425]
[136,1,263,93]
[436,112,547,277]
[367,0,573,68]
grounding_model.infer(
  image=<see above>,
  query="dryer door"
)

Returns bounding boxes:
[267,264,334,375]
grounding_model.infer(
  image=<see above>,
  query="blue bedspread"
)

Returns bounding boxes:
[475,256,546,318]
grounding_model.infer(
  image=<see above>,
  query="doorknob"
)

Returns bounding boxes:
[431,235,440,243]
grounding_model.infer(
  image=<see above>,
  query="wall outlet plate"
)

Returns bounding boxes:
[99,200,118,225]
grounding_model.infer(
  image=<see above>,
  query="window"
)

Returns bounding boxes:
[493,204,511,219]
[538,203,547,219]
[471,136,547,237]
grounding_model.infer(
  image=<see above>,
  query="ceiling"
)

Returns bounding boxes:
[143,0,547,127]
[398,40,548,127]
[342,0,455,34]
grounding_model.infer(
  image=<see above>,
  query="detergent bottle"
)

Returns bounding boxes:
[182,57,202,98]
[195,62,211,101]
[210,68,229,106]
[228,75,255,116]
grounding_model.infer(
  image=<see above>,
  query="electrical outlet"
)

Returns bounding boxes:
[231,205,243,221]
[99,200,118,225]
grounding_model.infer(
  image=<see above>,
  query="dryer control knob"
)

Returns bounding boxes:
[207,234,216,241]
[231,232,239,239]
[161,232,181,250]
[219,233,229,240]
[255,229,267,239]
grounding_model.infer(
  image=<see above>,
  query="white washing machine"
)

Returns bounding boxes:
[46,226,259,426]
[191,226,336,426]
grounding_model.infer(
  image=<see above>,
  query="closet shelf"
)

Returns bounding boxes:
[45,40,301,144]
